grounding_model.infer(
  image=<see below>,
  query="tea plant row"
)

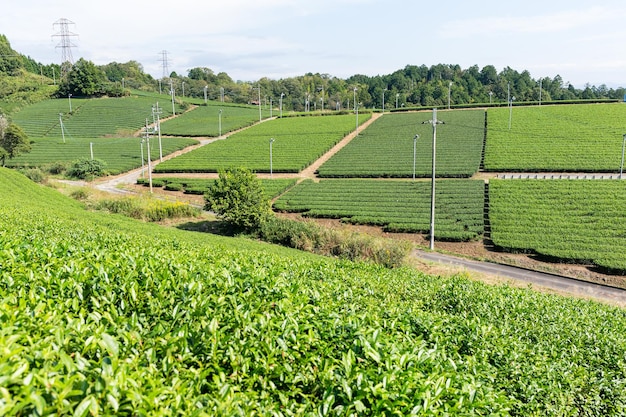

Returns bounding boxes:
[274,179,485,241]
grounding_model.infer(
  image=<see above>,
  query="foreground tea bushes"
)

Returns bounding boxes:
[2,168,626,415]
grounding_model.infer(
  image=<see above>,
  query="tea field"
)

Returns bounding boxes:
[317,110,485,178]
[2,167,626,415]
[10,95,180,138]
[484,103,626,172]
[158,102,272,137]
[154,114,366,173]
[274,179,485,241]
[489,179,626,272]
[5,136,197,175]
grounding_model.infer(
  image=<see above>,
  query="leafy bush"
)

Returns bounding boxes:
[259,216,411,268]
[66,158,107,179]
[45,161,68,175]
[69,187,90,201]
[204,167,272,231]
[20,167,45,183]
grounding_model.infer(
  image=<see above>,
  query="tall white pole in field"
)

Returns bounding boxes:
[145,119,153,193]
[154,102,163,162]
[140,139,145,178]
[280,92,285,117]
[170,79,175,116]
[423,108,445,250]
[382,88,386,113]
[619,134,626,180]
[59,113,66,143]
[219,109,222,137]
[413,134,420,180]
[269,138,275,178]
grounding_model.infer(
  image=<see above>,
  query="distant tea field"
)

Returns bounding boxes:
[317,110,485,178]
[154,114,367,173]
[484,103,626,172]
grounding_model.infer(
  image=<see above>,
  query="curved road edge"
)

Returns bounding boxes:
[414,249,626,306]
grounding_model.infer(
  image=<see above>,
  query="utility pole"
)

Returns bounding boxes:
[255,86,261,122]
[152,102,163,161]
[140,139,145,178]
[422,108,445,250]
[170,79,175,116]
[90,142,93,160]
[59,113,66,143]
[143,119,153,193]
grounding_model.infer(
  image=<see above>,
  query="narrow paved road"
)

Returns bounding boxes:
[414,250,626,305]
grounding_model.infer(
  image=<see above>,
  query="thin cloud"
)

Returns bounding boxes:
[440,7,624,38]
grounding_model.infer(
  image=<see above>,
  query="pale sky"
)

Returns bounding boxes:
[2,0,625,88]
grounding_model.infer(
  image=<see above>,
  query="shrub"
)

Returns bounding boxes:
[45,162,68,175]
[66,158,107,179]
[20,167,45,183]
[93,196,200,222]
[259,216,411,268]
[69,188,90,201]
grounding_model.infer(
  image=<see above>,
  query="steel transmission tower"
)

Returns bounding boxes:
[159,50,170,79]
[52,18,78,74]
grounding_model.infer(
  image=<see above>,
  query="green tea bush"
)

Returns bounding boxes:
[66,158,107,179]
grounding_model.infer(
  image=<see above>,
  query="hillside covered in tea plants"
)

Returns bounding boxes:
[2,167,626,415]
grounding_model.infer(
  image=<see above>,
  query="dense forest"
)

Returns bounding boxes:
[1,33,625,113]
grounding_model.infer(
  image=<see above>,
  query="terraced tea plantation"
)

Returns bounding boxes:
[317,110,484,178]
[489,179,626,272]
[484,103,626,172]
[3,167,626,415]
[155,114,366,173]
[274,179,485,241]
[159,103,271,137]
[6,136,197,175]
[11,95,179,138]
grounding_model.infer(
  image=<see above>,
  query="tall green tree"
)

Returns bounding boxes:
[58,58,106,96]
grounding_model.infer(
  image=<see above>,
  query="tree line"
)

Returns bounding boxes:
[2,33,625,113]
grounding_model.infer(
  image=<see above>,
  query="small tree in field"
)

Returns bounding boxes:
[0,120,30,167]
[205,167,272,232]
